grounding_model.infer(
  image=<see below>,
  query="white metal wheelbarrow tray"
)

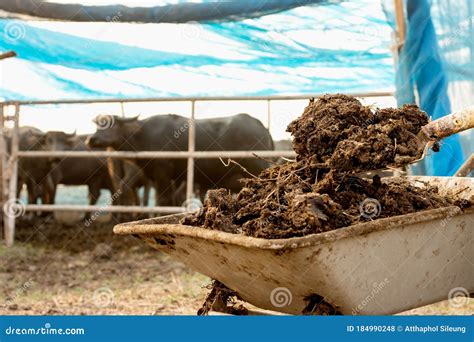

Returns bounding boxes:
[114,176,473,315]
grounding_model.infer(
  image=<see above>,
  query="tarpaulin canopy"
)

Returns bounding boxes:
[0,0,472,176]
[0,0,394,100]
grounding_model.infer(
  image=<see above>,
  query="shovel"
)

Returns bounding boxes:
[404,106,474,166]
[358,107,474,174]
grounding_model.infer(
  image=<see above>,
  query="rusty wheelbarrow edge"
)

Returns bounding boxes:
[113,205,472,250]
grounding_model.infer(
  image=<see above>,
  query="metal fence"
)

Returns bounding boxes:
[0,91,393,246]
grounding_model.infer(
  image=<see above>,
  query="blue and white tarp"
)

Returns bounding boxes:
[0,1,394,100]
[0,0,471,175]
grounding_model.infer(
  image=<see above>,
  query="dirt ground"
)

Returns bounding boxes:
[0,217,208,315]
[0,217,472,316]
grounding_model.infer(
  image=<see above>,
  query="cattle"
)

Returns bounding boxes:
[1,127,57,218]
[5,127,149,220]
[40,131,116,208]
[41,132,151,214]
[86,113,274,205]
[106,155,152,207]
[15,127,56,206]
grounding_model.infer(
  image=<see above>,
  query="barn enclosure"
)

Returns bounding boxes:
[0,92,393,246]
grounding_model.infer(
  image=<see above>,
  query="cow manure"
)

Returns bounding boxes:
[287,94,430,171]
[302,294,342,315]
[184,94,471,313]
[182,94,469,239]
[197,280,248,316]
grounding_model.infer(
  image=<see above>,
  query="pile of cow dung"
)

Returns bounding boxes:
[183,94,467,239]
[287,94,428,171]
[186,94,469,315]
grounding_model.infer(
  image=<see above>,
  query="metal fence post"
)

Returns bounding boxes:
[120,101,125,117]
[5,103,20,246]
[0,104,6,236]
[267,99,272,130]
[186,100,196,204]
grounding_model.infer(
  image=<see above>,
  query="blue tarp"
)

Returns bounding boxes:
[0,1,394,100]
[389,0,471,176]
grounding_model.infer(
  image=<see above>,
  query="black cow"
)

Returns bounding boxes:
[86,113,274,205]
[106,155,152,207]
[42,132,151,212]
[15,127,56,206]
[40,131,115,207]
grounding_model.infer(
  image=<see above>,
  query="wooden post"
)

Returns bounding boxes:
[394,0,406,50]
[0,51,17,60]
[5,103,20,246]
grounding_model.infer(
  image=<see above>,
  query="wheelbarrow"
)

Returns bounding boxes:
[114,176,474,315]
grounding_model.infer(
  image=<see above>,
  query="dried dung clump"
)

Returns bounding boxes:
[182,94,467,240]
[287,94,429,171]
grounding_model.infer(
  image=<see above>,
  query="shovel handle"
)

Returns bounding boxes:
[422,107,474,140]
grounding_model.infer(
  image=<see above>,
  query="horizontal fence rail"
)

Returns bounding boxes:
[17,150,297,159]
[25,204,185,213]
[1,91,394,106]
